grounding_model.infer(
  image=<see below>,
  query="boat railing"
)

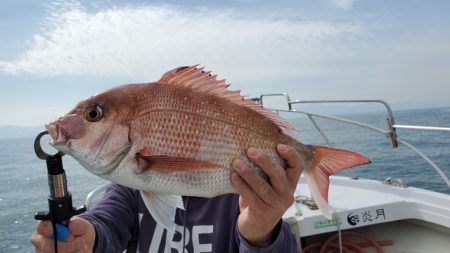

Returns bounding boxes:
[252,93,450,189]
[84,94,450,210]
[85,183,110,210]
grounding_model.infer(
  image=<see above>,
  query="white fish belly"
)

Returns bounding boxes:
[109,165,235,197]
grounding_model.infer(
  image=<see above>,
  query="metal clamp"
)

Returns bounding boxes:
[34,131,85,253]
[34,131,64,160]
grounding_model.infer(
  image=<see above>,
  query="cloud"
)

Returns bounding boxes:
[2,1,449,111]
[0,2,359,82]
[330,0,359,10]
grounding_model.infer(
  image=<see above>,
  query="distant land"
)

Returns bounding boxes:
[0,106,448,140]
[0,125,44,140]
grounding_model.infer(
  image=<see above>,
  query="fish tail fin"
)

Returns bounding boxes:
[303,145,370,219]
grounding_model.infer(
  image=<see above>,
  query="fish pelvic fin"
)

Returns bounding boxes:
[304,145,370,219]
[140,191,184,231]
[158,65,297,133]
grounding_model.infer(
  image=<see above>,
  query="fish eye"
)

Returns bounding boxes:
[85,105,103,122]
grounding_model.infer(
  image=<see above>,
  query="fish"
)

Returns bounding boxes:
[45,65,370,230]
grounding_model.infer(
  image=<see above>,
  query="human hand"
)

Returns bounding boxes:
[30,216,96,253]
[231,144,303,247]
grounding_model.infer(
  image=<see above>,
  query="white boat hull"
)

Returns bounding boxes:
[283,175,450,252]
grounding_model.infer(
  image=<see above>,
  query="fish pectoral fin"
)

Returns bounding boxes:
[135,154,220,172]
[305,145,370,219]
[140,191,184,231]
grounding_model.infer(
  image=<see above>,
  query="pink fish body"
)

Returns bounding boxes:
[46,65,370,229]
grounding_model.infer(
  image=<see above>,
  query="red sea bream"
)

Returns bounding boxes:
[45,65,370,229]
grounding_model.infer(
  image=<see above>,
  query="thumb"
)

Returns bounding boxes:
[68,217,93,237]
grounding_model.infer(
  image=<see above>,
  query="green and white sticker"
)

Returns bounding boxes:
[314,219,341,229]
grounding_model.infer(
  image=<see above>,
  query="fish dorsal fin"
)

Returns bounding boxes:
[159,65,297,132]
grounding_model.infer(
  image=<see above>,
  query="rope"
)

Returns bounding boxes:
[336,217,343,253]
[301,230,394,253]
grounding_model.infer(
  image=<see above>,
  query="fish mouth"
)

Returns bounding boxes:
[45,123,69,146]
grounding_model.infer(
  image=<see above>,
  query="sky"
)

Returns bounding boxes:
[0,0,450,126]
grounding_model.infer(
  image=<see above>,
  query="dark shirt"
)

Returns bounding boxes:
[81,183,299,252]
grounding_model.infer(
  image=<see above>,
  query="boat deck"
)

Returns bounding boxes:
[283,175,450,237]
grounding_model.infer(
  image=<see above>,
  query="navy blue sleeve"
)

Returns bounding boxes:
[236,220,300,253]
[80,183,139,253]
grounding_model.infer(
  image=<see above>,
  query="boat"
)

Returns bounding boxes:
[254,94,450,253]
[84,94,450,253]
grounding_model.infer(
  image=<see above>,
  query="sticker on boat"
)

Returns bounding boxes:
[314,219,341,229]
[347,208,386,226]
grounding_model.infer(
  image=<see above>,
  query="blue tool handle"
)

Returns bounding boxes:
[51,224,70,241]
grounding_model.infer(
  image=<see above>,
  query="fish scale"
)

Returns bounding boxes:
[132,83,284,171]
[45,65,370,229]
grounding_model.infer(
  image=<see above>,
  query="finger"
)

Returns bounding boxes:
[232,159,279,207]
[75,239,89,253]
[31,235,55,253]
[277,144,304,190]
[231,170,261,208]
[247,147,288,195]
[55,238,84,253]
[68,217,91,237]
[36,220,53,238]
[31,234,83,253]
[30,233,49,253]
[37,221,75,242]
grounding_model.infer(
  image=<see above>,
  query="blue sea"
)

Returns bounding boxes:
[0,107,449,252]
